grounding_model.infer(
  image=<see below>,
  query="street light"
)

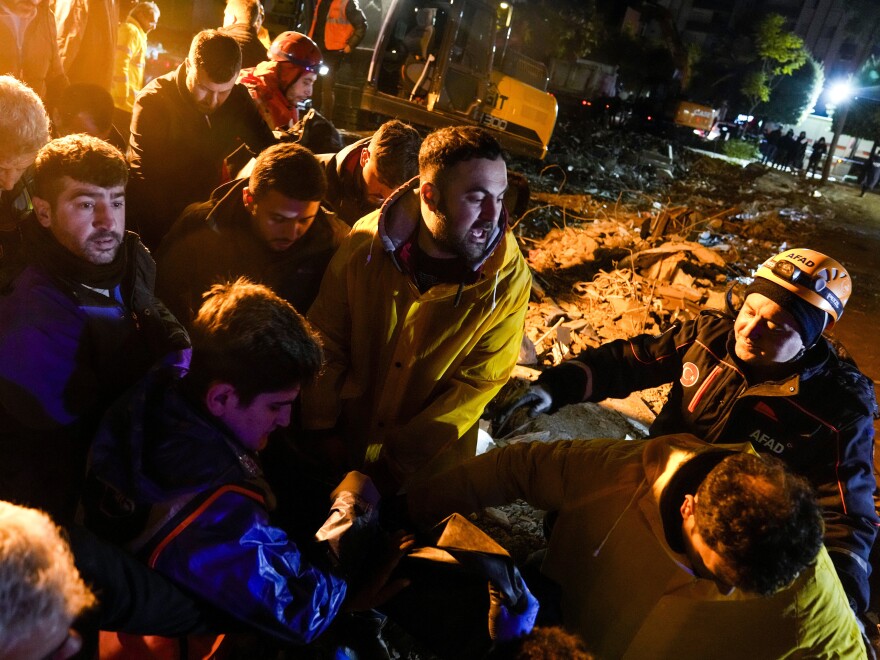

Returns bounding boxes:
[821,78,854,184]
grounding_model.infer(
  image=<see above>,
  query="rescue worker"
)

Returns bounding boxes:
[502,247,879,618]
[0,134,212,644]
[127,29,277,250]
[86,279,413,646]
[239,30,322,131]
[307,0,366,121]
[110,1,160,136]
[155,141,349,323]
[238,30,342,153]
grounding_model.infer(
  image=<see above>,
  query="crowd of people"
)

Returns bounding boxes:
[758,126,828,176]
[1,1,878,658]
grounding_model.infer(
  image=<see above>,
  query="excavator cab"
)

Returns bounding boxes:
[359,0,556,158]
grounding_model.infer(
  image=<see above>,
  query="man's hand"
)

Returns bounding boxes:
[494,385,554,435]
[342,530,415,612]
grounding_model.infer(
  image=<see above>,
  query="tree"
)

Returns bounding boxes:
[511,0,604,63]
[763,54,824,125]
[834,55,880,141]
[742,14,808,116]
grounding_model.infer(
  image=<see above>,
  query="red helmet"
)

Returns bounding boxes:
[269,31,323,89]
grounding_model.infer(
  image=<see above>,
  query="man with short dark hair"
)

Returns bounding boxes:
[317,119,421,226]
[407,435,866,658]
[156,141,349,323]
[127,29,276,250]
[86,278,411,645]
[301,126,531,496]
[219,0,266,69]
[0,133,222,650]
[0,134,188,521]
[502,247,878,617]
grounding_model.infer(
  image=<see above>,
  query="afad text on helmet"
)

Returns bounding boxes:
[783,252,815,268]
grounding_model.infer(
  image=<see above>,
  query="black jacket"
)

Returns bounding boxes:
[0,228,189,521]
[127,63,276,250]
[539,310,879,613]
[155,178,350,323]
[316,137,375,226]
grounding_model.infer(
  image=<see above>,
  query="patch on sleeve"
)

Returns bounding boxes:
[680,362,699,387]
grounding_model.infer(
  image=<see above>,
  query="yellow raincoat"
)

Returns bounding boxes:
[303,180,531,491]
[408,434,866,659]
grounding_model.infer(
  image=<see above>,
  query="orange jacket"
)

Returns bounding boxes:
[309,0,356,52]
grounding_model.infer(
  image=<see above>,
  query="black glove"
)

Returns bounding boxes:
[494,386,554,436]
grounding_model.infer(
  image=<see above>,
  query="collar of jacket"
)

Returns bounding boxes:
[588,434,756,564]
[724,330,831,393]
[376,176,510,278]
[204,176,334,251]
[126,14,147,36]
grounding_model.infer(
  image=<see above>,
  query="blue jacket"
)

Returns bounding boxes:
[0,230,188,520]
[539,310,879,613]
[86,367,349,644]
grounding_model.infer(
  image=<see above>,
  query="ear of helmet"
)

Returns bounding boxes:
[753,248,850,327]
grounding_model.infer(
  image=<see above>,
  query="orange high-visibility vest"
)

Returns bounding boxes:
[309,0,355,52]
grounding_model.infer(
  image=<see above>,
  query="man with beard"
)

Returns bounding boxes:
[127,29,276,250]
[0,135,213,650]
[406,437,866,658]
[0,134,189,523]
[300,126,531,498]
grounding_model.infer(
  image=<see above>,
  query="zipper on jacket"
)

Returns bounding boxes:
[687,365,722,413]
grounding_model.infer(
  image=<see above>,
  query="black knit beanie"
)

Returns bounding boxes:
[744,277,828,348]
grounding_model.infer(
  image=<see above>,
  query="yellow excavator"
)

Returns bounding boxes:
[333,0,558,159]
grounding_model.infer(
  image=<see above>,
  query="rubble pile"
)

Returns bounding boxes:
[464,147,843,583]
[506,145,836,376]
